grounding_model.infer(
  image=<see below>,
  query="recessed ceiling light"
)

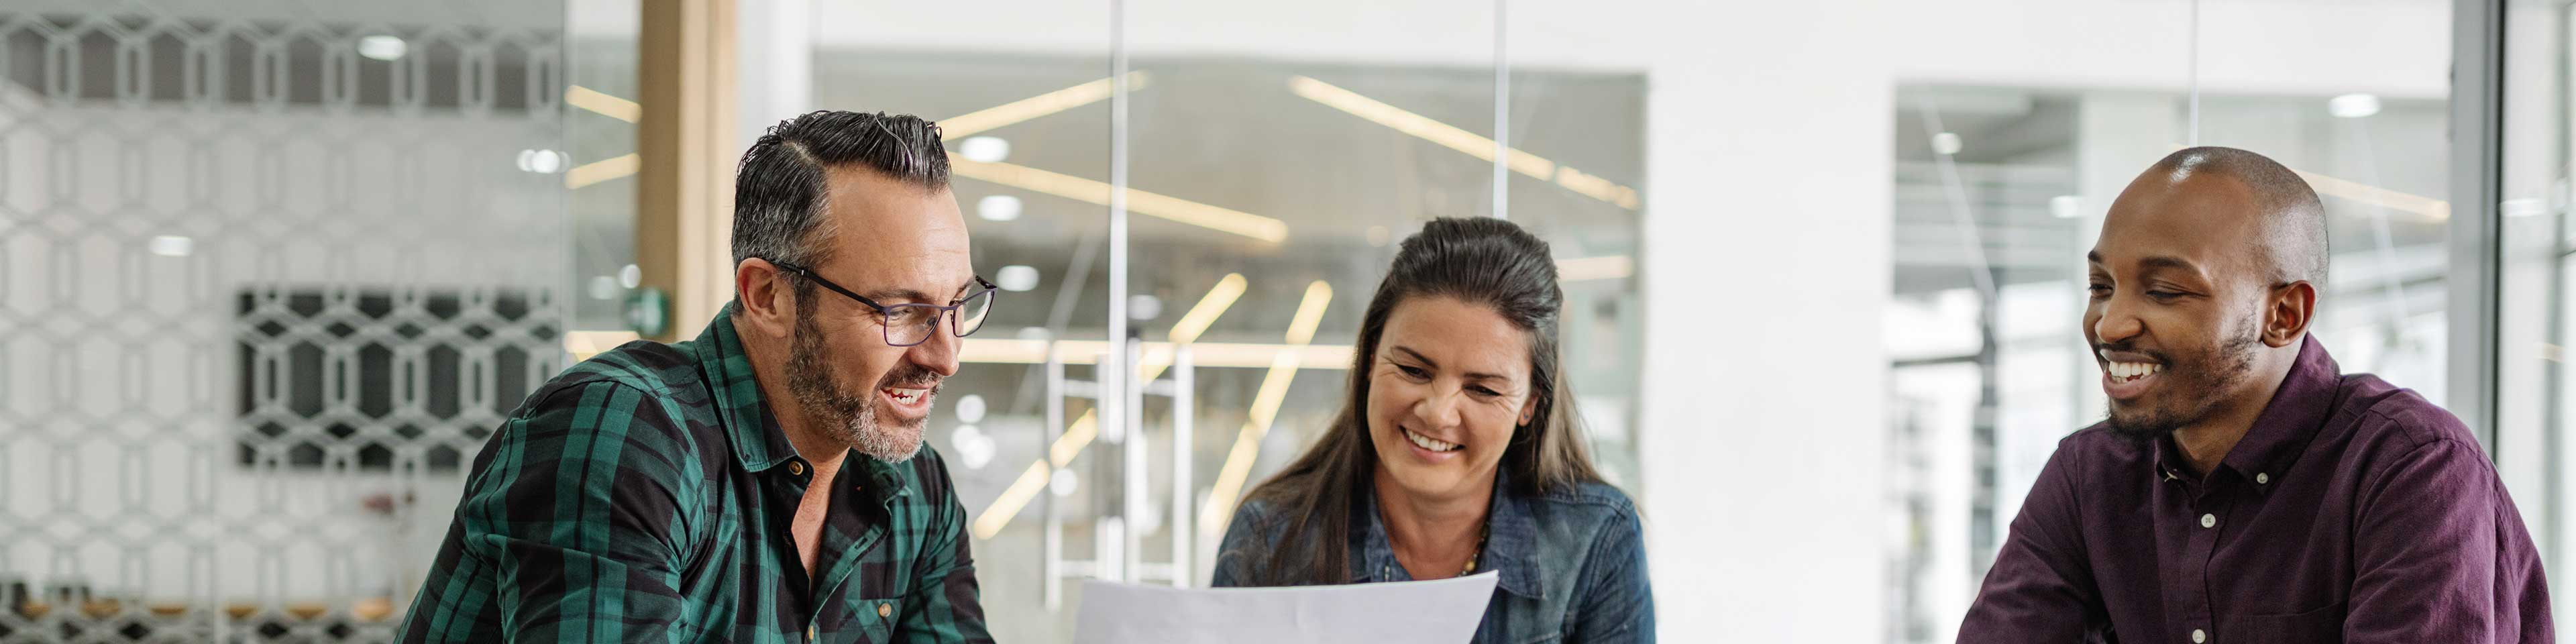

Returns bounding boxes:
[1931,132,1963,156]
[996,265,1040,292]
[517,149,566,174]
[2328,93,2381,119]
[959,136,1011,163]
[977,195,1023,221]
[2049,195,2082,219]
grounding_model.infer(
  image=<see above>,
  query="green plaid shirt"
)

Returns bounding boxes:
[399,308,992,643]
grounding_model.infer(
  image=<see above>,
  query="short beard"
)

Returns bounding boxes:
[2103,316,2264,442]
[784,291,929,463]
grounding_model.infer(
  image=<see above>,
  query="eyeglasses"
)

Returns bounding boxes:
[769,260,998,347]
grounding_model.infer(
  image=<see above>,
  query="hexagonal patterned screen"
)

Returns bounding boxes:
[0,3,567,641]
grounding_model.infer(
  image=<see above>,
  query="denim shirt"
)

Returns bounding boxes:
[1211,470,1655,643]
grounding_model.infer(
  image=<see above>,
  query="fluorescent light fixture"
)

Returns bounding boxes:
[994,265,1041,292]
[972,409,1101,539]
[2296,168,2448,220]
[975,462,1051,539]
[951,160,1289,243]
[2327,93,2381,119]
[1555,256,1633,282]
[1201,280,1333,539]
[566,85,643,123]
[1288,76,1642,211]
[959,136,1011,163]
[356,35,406,62]
[147,235,193,258]
[566,153,641,189]
[1931,132,1963,156]
[976,195,1024,221]
[2166,143,2447,221]
[1134,273,1247,384]
[961,339,1353,371]
[941,72,1151,138]
[2049,195,2083,219]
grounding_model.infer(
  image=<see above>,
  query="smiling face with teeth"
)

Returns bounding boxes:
[741,166,975,464]
[1365,297,1540,503]
[2084,152,2321,443]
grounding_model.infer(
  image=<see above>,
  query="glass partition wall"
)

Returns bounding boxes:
[808,3,1647,641]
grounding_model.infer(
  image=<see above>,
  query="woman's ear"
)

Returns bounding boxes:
[1518,393,1539,427]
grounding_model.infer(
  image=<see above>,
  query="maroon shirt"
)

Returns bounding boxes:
[1960,337,2551,643]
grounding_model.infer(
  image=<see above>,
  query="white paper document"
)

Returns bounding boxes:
[1073,572,1499,644]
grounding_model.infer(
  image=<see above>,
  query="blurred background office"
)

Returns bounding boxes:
[0,0,2565,641]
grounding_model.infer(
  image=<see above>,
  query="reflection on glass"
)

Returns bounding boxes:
[2498,0,2576,627]
[1885,87,2448,643]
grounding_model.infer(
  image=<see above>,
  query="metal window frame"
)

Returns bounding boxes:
[2451,0,2506,451]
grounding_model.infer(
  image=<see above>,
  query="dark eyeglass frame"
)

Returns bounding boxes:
[768,260,998,347]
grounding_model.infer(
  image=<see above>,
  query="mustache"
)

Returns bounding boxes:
[874,364,945,392]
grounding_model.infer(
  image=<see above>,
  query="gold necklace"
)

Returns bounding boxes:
[1460,523,1491,576]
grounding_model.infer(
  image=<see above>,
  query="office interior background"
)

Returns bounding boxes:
[0,0,2563,641]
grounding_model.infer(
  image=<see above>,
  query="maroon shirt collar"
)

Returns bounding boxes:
[2151,335,2343,494]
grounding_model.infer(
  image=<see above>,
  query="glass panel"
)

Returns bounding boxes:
[1499,46,1648,493]
[2498,0,2576,626]
[1124,1,1507,599]
[1884,14,2452,640]
[0,0,572,638]
[804,2,1114,641]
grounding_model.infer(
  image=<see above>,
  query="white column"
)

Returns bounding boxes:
[735,0,812,150]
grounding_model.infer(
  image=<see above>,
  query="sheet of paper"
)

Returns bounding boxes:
[1073,572,1499,644]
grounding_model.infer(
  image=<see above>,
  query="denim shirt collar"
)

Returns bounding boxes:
[1352,468,1545,599]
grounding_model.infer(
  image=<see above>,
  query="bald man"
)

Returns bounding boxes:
[1957,147,2551,643]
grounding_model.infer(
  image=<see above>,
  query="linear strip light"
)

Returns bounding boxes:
[1199,280,1333,539]
[941,72,1152,138]
[565,85,642,123]
[1289,76,1641,211]
[973,410,1099,539]
[952,160,1289,243]
[566,153,641,189]
[969,274,1248,539]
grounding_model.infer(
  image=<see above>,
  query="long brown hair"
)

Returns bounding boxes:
[1234,217,1603,585]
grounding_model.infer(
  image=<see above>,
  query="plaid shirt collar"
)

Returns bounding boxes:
[693,305,911,502]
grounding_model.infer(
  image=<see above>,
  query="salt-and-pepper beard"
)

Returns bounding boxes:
[784,295,933,463]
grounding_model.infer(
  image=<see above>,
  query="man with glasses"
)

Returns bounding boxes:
[402,111,997,643]
[1958,147,2550,643]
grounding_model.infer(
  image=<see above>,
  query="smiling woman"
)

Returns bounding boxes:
[1209,217,1654,644]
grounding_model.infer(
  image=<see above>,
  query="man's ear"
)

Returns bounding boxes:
[2261,280,2316,348]
[735,258,796,339]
